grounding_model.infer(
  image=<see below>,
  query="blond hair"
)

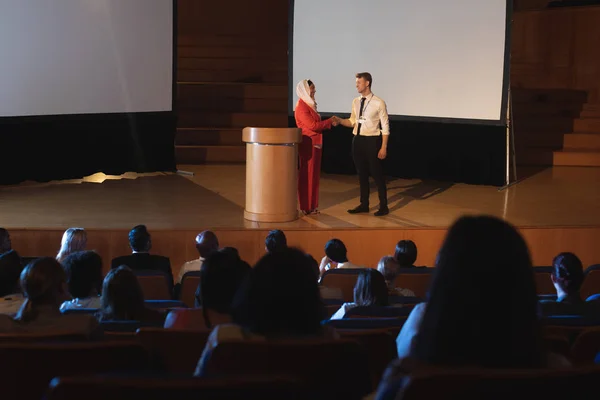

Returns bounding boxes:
[56,228,87,262]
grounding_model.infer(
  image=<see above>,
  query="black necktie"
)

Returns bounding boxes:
[357,97,366,135]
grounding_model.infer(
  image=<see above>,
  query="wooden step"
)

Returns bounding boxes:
[175,128,243,146]
[178,34,288,48]
[178,45,287,60]
[573,118,600,133]
[512,116,574,132]
[515,132,566,148]
[175,145,246,164]
[178,57,286,71]
[177,69,287,84]
[176,83,287,101]
[582,103,600,112]
[553,149,600,167]
[512,102,583,117]
[177,112,288,128]
[563,133,600,149]
[515,147,554,166]
[177,96,287,113]
[511,88,588,104]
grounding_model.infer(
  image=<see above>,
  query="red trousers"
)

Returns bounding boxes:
[298,136,322,212]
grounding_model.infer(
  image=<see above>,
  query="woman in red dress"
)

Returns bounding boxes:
[294,79,338,215]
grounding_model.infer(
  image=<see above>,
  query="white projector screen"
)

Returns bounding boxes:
[292,0,508,122]
[0,0,173,117]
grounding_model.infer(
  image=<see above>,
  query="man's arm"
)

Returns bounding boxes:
[338,99,356,128]
[378,101,390,159]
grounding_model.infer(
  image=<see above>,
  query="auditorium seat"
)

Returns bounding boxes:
[320,268,369,302]
[136,328,211,374]
[202,339,372,399]
[571,327,600,365]
[337,329,398,388]
[391,365,600,400]
[180,271,200,307]
[345,305,414,319]
[0,341,149,400]
[393,268,433,298]
[47,375,319,400]
[581,264,600,300]
[133,270,173,300]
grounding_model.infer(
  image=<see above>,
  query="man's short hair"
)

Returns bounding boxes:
[129,225,150,252]
[355,72,373,88]
[265,230,287,253]
[325,239,348,263]
[62,250,103,299]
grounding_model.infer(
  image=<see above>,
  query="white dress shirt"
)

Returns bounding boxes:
[348,93,390,136]
[177,257,204,283]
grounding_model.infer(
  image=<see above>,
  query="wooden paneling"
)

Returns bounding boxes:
[511,7,600,102]
[10,226,600,280]
[174,0,289,164]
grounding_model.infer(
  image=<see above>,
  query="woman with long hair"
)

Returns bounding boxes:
[95,265,163,323]
[0,257,99,336]
[56,228,87,263]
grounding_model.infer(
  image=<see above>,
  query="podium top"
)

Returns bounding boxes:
[242,127,302,145]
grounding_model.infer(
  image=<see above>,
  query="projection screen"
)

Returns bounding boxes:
[0,0,173,117]
[291,0,509,123]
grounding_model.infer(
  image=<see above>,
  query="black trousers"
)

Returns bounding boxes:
[352,134,387,208]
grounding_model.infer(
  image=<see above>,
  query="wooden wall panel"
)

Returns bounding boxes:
[9,227,600,280]
[512,6,600,102]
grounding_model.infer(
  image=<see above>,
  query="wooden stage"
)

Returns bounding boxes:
[2,165,600,276]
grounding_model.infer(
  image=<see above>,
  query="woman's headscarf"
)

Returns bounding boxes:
[296,79,316,111]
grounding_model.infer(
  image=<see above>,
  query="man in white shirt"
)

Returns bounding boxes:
[177,230,219,283]
[319,238,363,276]
[336,72,390,216]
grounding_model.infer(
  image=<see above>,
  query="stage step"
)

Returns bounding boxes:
[175,145,245,164]
[563,133,600,149]
[516,147,554,166]
[573,118,600,133]
[511,88,588,104]
[177,111,288,128]
[553,149,600,167]
[513,116,574,132]
[176,128,243,146]
[516,131,566,148]
[512,101,583,118]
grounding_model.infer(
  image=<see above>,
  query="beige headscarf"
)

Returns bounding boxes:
[296,79,316,111]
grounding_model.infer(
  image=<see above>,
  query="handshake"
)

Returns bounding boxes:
[331,116,341,126]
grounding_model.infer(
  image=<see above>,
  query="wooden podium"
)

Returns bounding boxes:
[242,127,302,222]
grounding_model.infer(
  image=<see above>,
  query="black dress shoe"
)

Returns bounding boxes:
[374,207,389,216]
[347,205,369,214]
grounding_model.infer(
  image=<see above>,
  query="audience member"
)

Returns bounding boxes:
[96,266,164,323]
[319,238,362,275]
[394,240,418,268]
[194,247,334,376]
[165,248,250,330]
[540,252,590,316]
[383,216,570,400]
[177,230,219,284]
[56,227,87,263]
[60,250,103,311]
[330,268,389,319]
[0,228,24,314]
[265,229,287,253]
[0,257,99,336]
[110,225,173,290]
[377,255,415,297]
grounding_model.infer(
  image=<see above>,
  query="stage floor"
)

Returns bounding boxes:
[1,165,599,230]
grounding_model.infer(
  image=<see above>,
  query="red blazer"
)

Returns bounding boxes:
[294,99,332,147]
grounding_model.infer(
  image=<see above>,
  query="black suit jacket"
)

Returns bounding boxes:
[0,250,23,296]
[111,253,174,289]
